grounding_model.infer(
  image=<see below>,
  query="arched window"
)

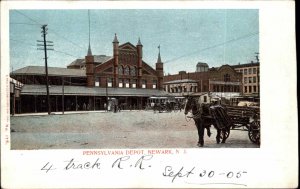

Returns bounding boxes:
[224,74,230,82]
[131,66,136,76]
[142,80,147,88]
[107,78,112,87]
[118,65,123,75]
[152,80,157,89]
[119,78,123,88]
[124,79,129,88]
[131,79,137,88]
[124,66,130,75]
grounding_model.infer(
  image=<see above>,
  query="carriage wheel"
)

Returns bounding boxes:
[248,121,260,144]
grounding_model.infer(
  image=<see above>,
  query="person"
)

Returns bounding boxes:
[83,103,86,110]
[201,103,212,137]
[87,103,90,111]
[104,103,107,112]
[114,104,117,113]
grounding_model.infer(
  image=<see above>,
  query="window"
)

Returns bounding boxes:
[253,86,257,93]
[224,74,230,82]
[118,65,123,75]
[107,78,112,87]
[244,69,247,75]
[249,86,252,93]
[244,86,247,93]
[249,68,252,74]
[244,77,248,84]
[124,79,129,88]
[131,66,136,76]
[249,77,252,83]
[131,79,137,88]
[95,77,100,87]
[152,80,157,89]
[253,68,257,74]
[119,79,123,88]
[253,76,256,83]
[142,80,146,88]
[124,66,130,75]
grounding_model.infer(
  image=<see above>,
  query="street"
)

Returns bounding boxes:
[10,111,259,149]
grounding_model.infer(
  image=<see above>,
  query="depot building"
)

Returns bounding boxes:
[10,34,171,114]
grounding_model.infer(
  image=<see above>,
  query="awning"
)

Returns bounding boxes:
[20,84,172,97]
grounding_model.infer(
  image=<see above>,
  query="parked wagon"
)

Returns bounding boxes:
[184,94,260,146]
[225,105,260,144]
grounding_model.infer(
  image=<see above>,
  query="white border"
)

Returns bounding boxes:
[1,1,298,188]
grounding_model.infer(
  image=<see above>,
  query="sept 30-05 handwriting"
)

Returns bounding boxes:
[40,155,248,186]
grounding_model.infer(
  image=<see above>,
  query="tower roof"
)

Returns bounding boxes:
[113,33,119,43]
[87,43,92,56]
[137,37,142,46]
[87,10,92,56]
[157,45,162,63]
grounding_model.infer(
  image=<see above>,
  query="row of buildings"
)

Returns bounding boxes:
[10,34,260,114]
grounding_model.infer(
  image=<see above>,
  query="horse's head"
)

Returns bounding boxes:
[184,96,197,115]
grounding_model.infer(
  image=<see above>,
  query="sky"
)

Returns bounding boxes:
[9,9,259,74]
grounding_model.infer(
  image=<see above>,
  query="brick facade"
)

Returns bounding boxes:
[86,35,163,90]
[163,65,242,94]
[231,62,260,95]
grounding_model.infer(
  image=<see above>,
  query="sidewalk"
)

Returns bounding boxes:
[10,109,142,117]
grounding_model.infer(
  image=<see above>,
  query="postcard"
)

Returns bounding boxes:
[1,1,297,188]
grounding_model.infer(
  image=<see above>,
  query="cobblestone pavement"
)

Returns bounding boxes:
[10,110,259,149]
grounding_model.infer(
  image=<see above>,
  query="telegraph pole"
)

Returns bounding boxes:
[255,52,260,63]
[106,77,108,111]
[37,24,54,115]
[62,77,65,114]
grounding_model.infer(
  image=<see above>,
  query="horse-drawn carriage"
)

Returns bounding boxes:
[225,105,260,144]
[146,96,184,113]
[184,95,260,147]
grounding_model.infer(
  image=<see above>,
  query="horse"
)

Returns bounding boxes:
[184,96,230,147]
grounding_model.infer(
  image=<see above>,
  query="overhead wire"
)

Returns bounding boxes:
[14,10,43,25]
[13,10,85,51]
[10,38,79,58]
[164,31,259,64]
[13,10,259,66]
[10,22,41,26]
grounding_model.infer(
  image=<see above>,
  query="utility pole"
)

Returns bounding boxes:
[62,77,64,115]
[37,24,54,115]
[106,77,108,111]
[255,52,260,63]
